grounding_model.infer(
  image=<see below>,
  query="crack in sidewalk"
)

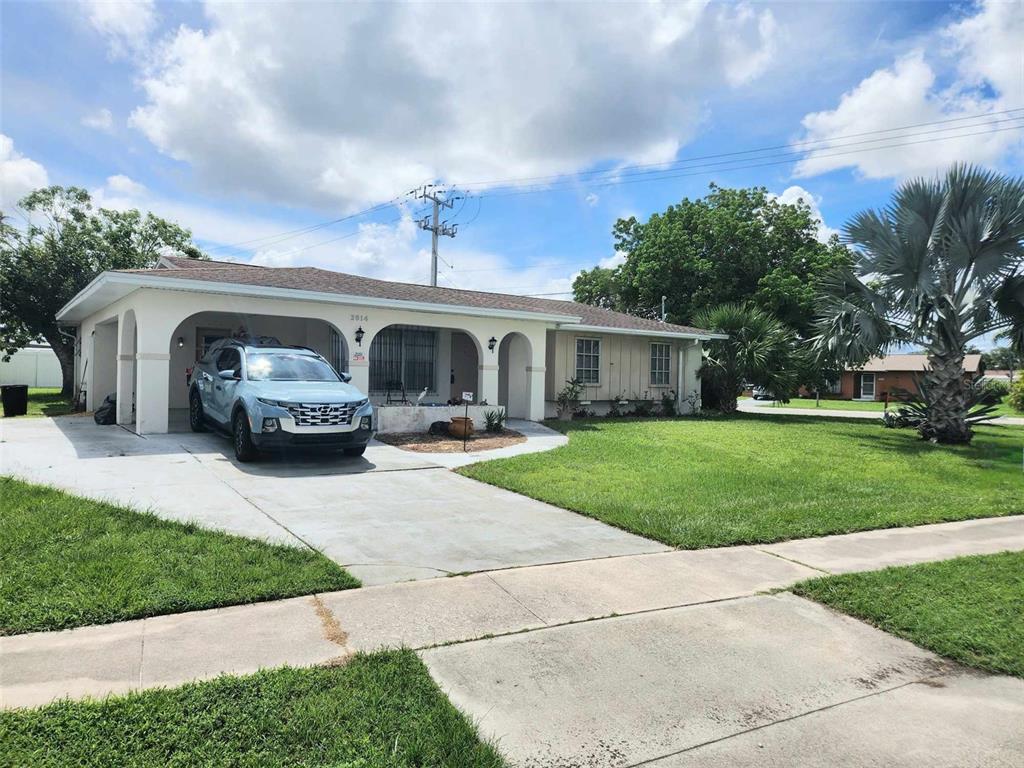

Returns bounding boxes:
[621,678,934,767]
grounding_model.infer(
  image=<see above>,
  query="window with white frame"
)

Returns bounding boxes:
[650,343,671,386]
[575,337,601,384]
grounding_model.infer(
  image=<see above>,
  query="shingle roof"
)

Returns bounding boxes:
[118,261,714,337]
[856,354,983,373]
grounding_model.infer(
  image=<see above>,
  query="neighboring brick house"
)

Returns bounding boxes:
[840,354,983,401]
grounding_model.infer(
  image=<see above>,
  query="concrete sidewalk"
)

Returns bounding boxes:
[4,514,1022,711]
[738,399,1024,425]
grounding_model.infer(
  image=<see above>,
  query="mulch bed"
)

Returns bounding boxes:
[376,429,526,453]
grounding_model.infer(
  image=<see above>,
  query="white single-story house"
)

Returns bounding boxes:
[55,256,721,434]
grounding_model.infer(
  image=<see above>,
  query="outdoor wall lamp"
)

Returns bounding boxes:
[488,336,497,352]
[177,336,185,348]
[355,326,365,347]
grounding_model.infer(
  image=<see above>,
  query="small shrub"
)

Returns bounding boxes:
[682,389,701,415]
[1008,378,1024,413]
[555,378,583,420]
[629,400,655,417]
[483,409,506,433]
[977,378,1010,405]
[572,407,595,419]
[607,393,628,418]
[660,391,678,417]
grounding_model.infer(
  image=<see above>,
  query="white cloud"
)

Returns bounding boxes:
[773,185,839,243]
[0,135,49,210]
[584,193,600,208]
[599,252,627,269]
[946,0,1024,102]
[794,0,1024,180]
[128,2,777,211]
[104,174,147,197]
[81,0,157,58]
[81,107,114,132]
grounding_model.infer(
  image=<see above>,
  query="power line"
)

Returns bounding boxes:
[451,108,1024,190]
[194,107,1023,260]
[244,205,431,262]
[471,121,1024,199]
[204,198,402,254]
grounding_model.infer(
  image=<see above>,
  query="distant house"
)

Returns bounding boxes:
[840,354,983,401]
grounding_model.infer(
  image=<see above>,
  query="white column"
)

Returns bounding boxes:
[527,366,546,420]
[349,360,370,398]
[116,354,135,424]
[678,341,702,413]
[135,353,170,434]
[479,364,499,407]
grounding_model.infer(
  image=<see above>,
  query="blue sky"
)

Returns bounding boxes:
[2,0,1022,304]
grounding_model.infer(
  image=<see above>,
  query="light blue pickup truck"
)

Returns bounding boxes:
[188,337,374,462]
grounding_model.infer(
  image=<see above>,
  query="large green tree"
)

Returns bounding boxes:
[1,187,204,397]
[573,184,852,337]
[815,165,1024,444]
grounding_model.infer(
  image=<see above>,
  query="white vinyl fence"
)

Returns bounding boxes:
[0,345,63,388]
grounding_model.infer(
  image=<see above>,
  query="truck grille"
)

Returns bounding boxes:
[284,403,356,427]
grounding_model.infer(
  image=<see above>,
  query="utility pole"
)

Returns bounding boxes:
[413,185,459,286]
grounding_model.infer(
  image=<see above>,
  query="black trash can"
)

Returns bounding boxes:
[1,384,29,417]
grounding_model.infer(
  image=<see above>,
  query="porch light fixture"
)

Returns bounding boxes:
[177,336,185,348]
[488,336,497,352]
[355,326,365,347]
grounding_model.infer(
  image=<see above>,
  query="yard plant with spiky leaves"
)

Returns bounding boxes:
[815,165,1024,444]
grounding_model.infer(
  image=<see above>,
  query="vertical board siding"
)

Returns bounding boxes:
[545,331,684,401]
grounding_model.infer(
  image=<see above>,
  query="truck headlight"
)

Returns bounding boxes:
[359,416,372,430]
[257,398,288,408]
[262,418,279,432]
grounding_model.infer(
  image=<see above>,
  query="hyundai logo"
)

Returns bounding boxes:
[317,405,332,415]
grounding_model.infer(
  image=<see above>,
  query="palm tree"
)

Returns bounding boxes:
[695,303,799,414]
[815,164,1024,444]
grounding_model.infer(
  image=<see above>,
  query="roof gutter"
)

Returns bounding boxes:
[56,271,582,325]
[560,323,727,341]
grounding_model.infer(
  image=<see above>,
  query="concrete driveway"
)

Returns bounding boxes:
[0,416,665,585]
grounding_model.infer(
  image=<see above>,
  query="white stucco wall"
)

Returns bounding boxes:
[74,286,549,434]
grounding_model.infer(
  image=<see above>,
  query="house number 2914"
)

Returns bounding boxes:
[350,314,368,322]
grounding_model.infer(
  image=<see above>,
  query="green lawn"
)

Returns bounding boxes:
[744,395,1021,417]
[22,387,74,417]
[459,415,1024,549]
[794,551,1024,678]
[0,477,359,635]
[0,649,505,767]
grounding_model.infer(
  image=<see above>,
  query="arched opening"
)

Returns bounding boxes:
[498,332,531,419]
[117,310,137,425]
[166,310,348,431]
[89,317,119,412]
[368,324,480,405]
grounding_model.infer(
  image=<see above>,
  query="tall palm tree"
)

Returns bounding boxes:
[815,164,1024,444]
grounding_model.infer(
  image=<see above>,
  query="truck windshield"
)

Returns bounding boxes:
[246,353,340,382]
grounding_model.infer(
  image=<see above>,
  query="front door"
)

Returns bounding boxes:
[860,372,876,400]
